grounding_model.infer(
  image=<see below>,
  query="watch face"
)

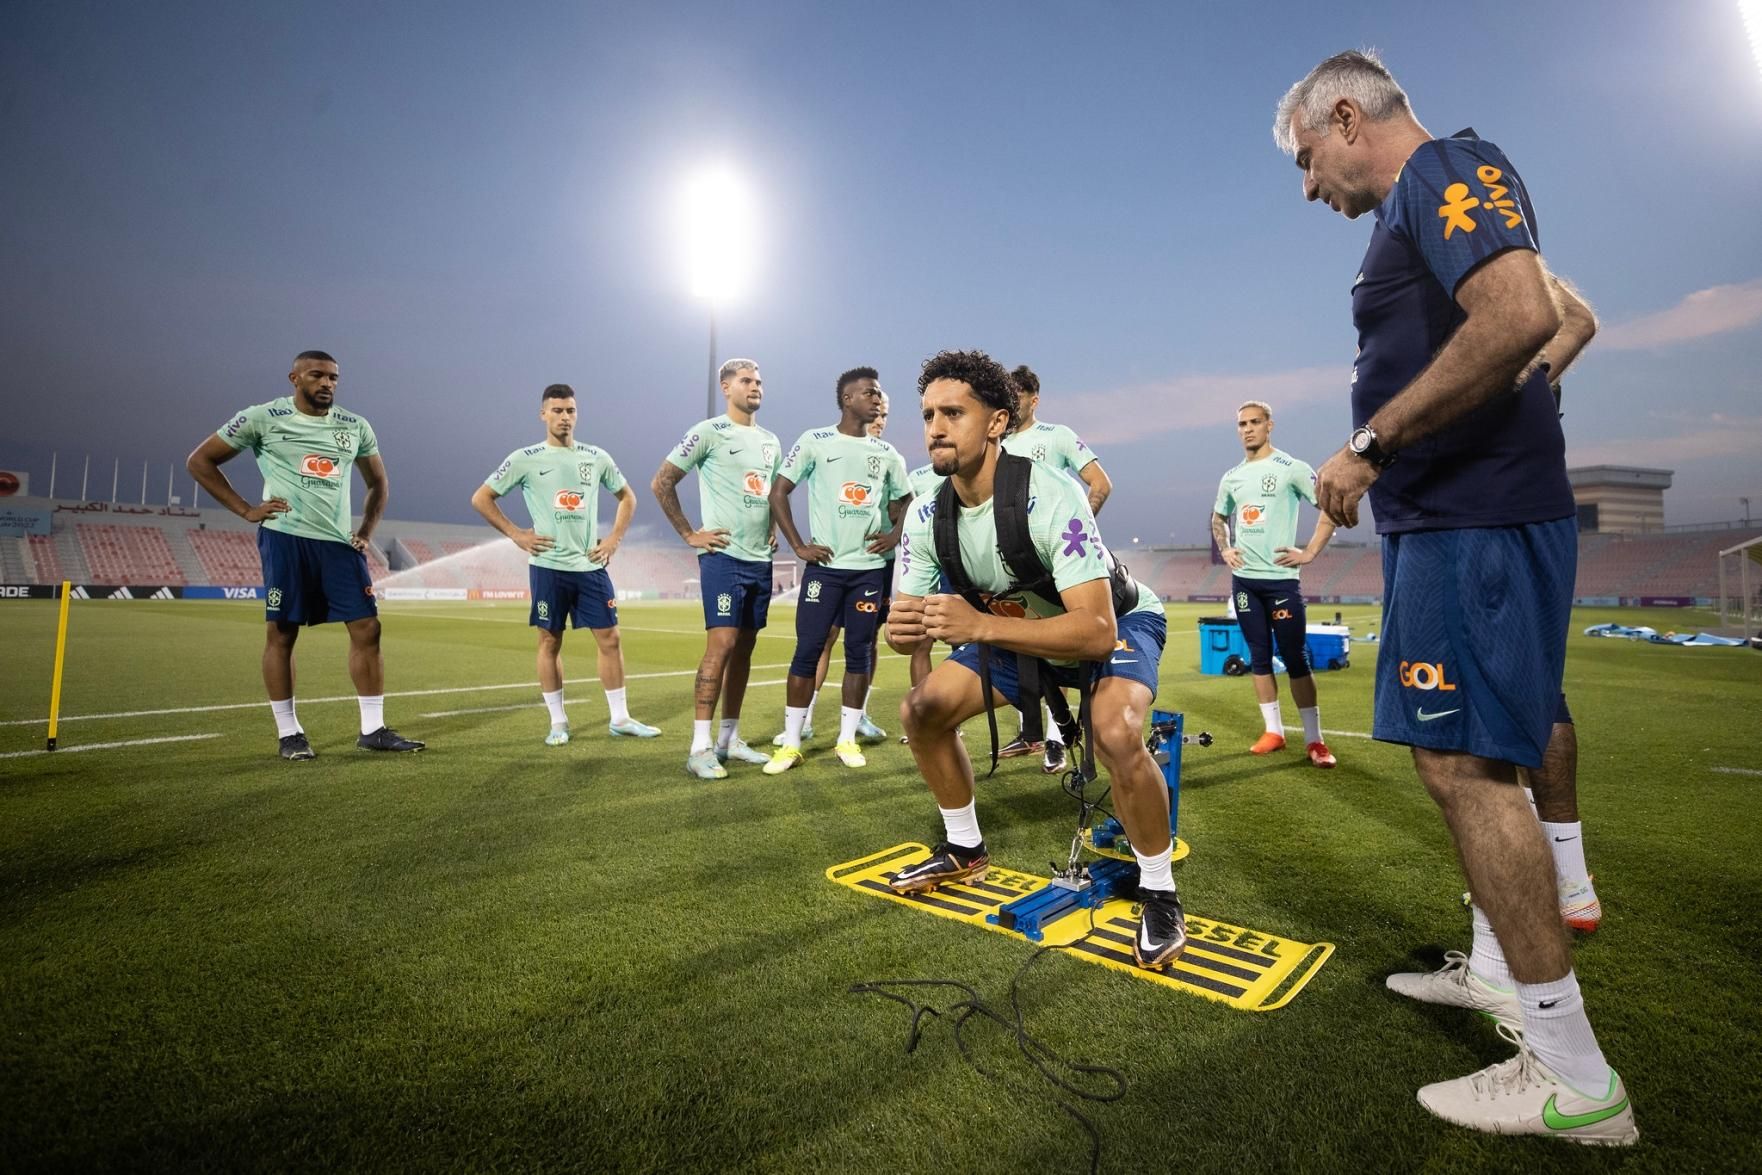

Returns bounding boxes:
[1349,428,1371,454]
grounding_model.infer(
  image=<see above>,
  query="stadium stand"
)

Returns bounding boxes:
[1,536,32,583]
[188,529,262,584]
[76,524,186,585]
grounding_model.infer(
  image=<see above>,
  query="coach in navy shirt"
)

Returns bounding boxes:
[1273,51,1637,1145]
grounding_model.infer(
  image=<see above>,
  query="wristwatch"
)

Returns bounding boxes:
[1348,425,1397,470]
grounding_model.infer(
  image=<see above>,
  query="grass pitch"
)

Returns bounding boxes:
[2,599,1758,1172]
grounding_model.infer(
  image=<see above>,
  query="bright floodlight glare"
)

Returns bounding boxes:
[682,166,756,302]
[1744,0,1762,82]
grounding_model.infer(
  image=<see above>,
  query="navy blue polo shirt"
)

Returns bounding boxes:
[1351,129,1575,534]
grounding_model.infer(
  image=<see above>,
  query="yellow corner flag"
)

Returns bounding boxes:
[46,580,72,751]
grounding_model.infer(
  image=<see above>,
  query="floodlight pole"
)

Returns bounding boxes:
[705,305,719,420]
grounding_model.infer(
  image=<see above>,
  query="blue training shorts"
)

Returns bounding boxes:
[949,607,1166,708]
[1232,574,1310,678]
[792,565,887,677]
[700,551,773,630]
[530,565,617,631]
[259,527,377,627]
[1373,517,1576,769]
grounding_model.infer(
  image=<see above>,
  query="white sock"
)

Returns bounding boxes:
[1259,700,1283,735]
[1135,843,1176,894]
[939,799,982,849]
[862,685,874,717]
[783,705,809,749]
[691,719,714,754]
[1541,820,1590,885]
[1523,786,1538,816]
[717,718,739,751]
[808,688,821,717]
[1517,971,1613,1095]
[1299,705,1321,744]
[358,695,384,737]
[839,706,863,745]
[1043,701,1056,739]
[1468,904,1514,989]
[271,697,301,738]
[605,686,629,725]
[542,689,567,726]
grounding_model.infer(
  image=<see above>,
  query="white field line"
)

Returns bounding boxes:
[1282,723,1376,741]
[1711,767,1762,777]
[0,733,222,760]
[0,662,799,728]
[421,677,792,719]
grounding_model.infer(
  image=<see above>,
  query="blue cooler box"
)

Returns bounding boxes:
[1198,617,1351,675]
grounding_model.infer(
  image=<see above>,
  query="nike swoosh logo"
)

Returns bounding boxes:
[538,469,553,476]
[1139,922,1161,953]
[1273,598,1288,605]
[1110,658,1137,665]
[1553,836,1578,843]
[1416,708,1461,722]
[1542,1091,1629,1132]
[825,457,842,463]
[863,589,878,596]
[1538,998,1560,1009]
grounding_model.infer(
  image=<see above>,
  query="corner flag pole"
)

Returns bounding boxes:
[46,580,72,751]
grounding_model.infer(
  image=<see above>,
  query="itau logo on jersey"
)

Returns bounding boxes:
[299,454,340,478]
[553,490,586,511]
[838,482,872,506]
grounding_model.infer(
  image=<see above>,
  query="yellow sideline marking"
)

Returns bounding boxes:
[829,843,1332,1011]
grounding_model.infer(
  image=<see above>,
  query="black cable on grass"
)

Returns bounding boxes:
[850,924,1127,1175]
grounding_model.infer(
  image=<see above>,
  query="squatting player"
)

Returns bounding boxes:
[1276,50,1634,1142]
[996,364,1112,773]
[764,367,910,773]
[186,350,424,758]
[651,358,781,780]
[1211,399,1337,767]
[885,350,1185,970]
[470,383,661,747]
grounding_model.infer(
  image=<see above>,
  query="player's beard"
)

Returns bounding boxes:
[929,445,960,477]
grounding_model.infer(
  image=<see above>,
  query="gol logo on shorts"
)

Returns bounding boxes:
[553,490,586,511]
[1398,661,1456,691]
[299,454,339,478]
[743,471,767,495]
[839,481,873,506]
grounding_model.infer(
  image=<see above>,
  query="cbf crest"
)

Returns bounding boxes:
[536,600,551,621]
[716,592,733,616]
[333,430,355,451]
[1262,474,1277,494]
[867,455,882,478]
[806,579,823,602]
[578,462,595,484]
[1235,590,1249,612]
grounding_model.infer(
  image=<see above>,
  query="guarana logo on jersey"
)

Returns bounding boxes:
[1240,504,1264,526]
[838,482,873,507]
[743,471,766,495]
[553,490,586,511]
[299,454,340,478]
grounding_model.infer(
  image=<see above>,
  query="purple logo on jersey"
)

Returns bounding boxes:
[1060,519,1089,557]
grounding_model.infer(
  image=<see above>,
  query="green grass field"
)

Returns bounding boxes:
[3,599,1758,1172]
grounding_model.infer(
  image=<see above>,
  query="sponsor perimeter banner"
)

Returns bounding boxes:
[380,586,470,601]
[470,588,529,601]
[0,584,181,600]
[183,585,264,600]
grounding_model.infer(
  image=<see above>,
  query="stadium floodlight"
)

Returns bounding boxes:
[680,165,757,415]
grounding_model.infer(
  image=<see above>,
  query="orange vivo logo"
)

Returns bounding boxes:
[299,454,338,478]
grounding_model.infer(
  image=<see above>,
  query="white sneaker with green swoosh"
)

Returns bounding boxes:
[1417,1022,1637,1144]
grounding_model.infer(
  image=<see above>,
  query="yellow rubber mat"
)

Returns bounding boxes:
[828,842,1333,1011]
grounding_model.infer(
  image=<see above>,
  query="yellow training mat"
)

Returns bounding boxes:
[827,843,1333,1012]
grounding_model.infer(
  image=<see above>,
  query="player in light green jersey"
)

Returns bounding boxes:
[1210,399,1336,766]
[996,365,1114,770]
[471,384,660,746]
[186,350,424,759]
[650,358,783,779]
[763,367,911,773]
[884,350,1186,970]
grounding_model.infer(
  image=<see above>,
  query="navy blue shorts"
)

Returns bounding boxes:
[792,565,887,677]
[258,527,376,627]
[530,565,617,631]
[1373,518,1576,769]
[700,552,772,630]
[1232,575,1310,678]
[949,608,1166,708]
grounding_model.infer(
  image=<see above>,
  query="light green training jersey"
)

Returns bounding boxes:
[1000,420,1098,481]
[1213,447,1318,581]
[216,396,380,545]
[907,462,945,500]
[484,441,627,572]
[899,463,1159,666]
[664,415,782,565]
[778,427,911,571]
